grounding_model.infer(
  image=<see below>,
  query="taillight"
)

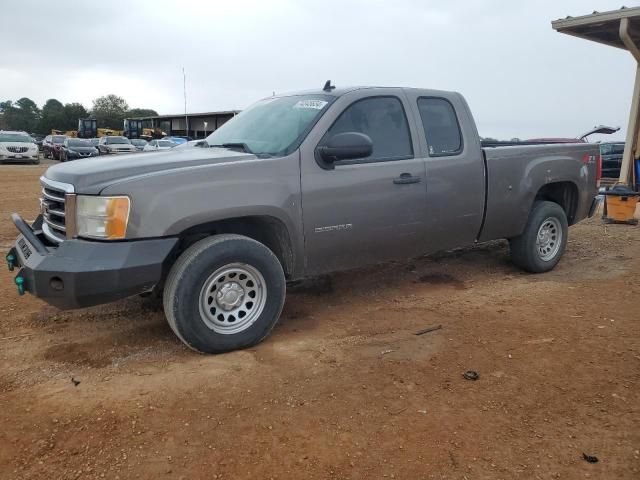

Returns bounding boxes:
[596,154,602,185]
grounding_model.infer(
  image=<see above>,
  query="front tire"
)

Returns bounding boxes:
[509,201,568,273]
[163,234,286,353]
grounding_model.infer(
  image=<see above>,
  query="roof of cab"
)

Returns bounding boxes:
[274,85,458,98]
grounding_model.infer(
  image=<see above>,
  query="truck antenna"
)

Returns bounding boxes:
[323,80,335,91]
[183,67,189,137]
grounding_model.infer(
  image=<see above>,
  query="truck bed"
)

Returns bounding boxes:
[479,143,599,242]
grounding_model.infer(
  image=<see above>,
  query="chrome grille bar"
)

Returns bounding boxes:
[40,177,74,243]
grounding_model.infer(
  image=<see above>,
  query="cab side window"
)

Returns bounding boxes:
[324,96,413,163]
[417,97,463,156]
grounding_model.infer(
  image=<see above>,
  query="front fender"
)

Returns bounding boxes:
[100,153,305,275]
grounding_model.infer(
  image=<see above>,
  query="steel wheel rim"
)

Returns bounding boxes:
[198,263,267,335]
[536,217,562,262]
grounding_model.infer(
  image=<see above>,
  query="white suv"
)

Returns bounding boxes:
[0,130,39,164]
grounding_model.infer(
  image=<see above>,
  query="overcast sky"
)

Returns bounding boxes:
[1,0,634,140]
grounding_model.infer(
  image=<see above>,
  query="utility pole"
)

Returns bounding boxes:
[183,67,189,137]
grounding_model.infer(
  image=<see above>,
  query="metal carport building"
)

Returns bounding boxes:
[552,6,640,187]
[134,110,239,139]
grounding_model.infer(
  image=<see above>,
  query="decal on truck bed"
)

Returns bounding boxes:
[314,224,353,233]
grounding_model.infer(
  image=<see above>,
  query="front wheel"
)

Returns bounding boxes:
[509,201,568,273]
[163,234,286,353]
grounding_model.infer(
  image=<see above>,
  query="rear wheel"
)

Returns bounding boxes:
[509,201,568,273]
[163,234,286,353]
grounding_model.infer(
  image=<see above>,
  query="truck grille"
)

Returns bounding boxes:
[40,177,74,243]
[7,146,28,153]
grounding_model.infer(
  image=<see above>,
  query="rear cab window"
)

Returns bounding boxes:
[417,97,463,156]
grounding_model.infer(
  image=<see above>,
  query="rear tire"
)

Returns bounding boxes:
[163,234,286,354]
[509,201,568,273]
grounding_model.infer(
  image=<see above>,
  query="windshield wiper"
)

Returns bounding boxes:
[210,142,253,154]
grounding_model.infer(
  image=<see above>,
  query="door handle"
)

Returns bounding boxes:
[393,173,421,185]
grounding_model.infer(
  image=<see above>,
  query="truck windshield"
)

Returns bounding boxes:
[205,95,334,156]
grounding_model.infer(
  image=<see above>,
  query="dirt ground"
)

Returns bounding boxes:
[0,164,639,480]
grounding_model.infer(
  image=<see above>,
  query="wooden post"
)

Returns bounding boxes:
[619,18,640,185]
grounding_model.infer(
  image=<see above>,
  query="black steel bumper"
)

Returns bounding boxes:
[6,214,178,309]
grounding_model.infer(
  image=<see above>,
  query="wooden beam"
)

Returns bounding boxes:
[618,20,640,185]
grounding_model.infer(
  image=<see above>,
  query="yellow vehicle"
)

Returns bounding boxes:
[51,129,78,138]
[142,127,167,140]
[97,128,124,137]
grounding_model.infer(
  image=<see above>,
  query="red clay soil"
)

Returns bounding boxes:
[0,165,639,479]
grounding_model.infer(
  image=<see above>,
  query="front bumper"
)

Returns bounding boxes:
[7,214,178,309]
[67,153,97,160]
[0,153,38,163]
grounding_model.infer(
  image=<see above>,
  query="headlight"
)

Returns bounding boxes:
[76,195,130,239]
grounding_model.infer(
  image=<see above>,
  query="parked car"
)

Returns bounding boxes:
[525,125,620,144]
[59,138,99,162]
[97,136,137,155]
[143,139,176,151]
[162,136,189,145]
[599,142,625,179]
[43,134,67,160]
[8,85,600,354]
[130,139,148,151]
[0,130,39,164]
[31,134,45,151]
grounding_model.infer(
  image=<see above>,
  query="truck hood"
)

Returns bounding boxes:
[44,147,257,194]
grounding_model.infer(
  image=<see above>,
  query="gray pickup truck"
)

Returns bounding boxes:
[7,85,600,353]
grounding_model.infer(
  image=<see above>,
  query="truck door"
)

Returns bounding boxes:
[299,91,428,275]
[403,91,485,252]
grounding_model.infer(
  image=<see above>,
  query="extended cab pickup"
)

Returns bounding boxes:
[7,86,600,353]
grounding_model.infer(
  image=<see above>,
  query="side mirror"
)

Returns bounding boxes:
[318,132,373,164]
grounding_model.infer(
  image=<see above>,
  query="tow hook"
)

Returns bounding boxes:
[14,274,25,295]
[6,253,15,271]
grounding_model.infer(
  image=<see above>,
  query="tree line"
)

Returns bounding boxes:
[0,94,158,134]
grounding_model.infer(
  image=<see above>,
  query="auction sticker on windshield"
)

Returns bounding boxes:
[294,100,328,110]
